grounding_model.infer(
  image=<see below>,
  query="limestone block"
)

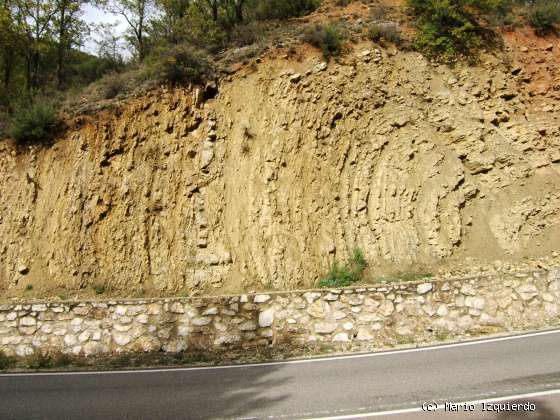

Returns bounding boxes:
[332,311,347,320]
[64,334,78,346]
[202,307,219,316]
[379,301,395,316]
[343,322,354,331]
[15,345,34,357]
[324,293,339,301]
[333,333,349,342]
[423,304,436,316]
[417,283,433,294]
[214,335,241,346]
[2,336,22,345]
[258,309,274,328]
[169,302,185,314]
[465,297,485,310]
[460,284,476,296]
[516,284,539,301]
[113,323,132,332]
[303,292,321,304]
[254,295,271,303]
[19,316,36,327]
[356,328,373,341]
[136,314,149,324]
[78,330,91,343]
[192,317,211,326]
[436,305,449,317]
[314,322,337,334]
[115,306,127,316]
[147,304,161,315]
[307,300,326,318]
[112,332,132,346]
[83,342,104,356]
[357,313,382,324]
[73,306,90,316]
[239,320,258,331]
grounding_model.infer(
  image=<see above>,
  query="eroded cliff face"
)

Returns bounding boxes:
[1,42,559,298]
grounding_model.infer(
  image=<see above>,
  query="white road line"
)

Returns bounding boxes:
[1,328,559,377]
[306,389,560,419]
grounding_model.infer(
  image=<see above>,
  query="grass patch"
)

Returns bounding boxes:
[319,248,367,288]
[0,351,15,371]
[92,284,106,295]
[26,352,55,369]
[435,330,452,342]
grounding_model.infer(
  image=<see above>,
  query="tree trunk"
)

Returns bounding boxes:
[31,49,39,89]
[211,1,218,22]
[2,49,14,90]
[235,1,243,23]
[56,5,66,88]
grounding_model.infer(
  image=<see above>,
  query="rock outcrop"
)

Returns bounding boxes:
[0,44,559,297]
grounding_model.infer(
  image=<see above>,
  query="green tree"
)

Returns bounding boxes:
[0,1,25,96]
[18,0,57,90]
[93,22,125,67]
[53,0,88,87]
[103,0,153,60]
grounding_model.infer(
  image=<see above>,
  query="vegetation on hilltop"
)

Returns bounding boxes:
[408,0,560,60]
[1,0,558,143]
[0,0,321,143]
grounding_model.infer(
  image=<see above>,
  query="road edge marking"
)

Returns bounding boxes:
[305,388,560,419]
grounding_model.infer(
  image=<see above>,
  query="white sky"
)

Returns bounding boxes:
[82,4,129,55]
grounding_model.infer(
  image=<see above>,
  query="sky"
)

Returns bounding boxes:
[81,4,129,55]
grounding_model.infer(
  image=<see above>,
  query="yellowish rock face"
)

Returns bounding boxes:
[0,47,559,298]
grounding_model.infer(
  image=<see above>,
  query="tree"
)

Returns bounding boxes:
[17,0,57,90]
[203,0,219,22]
[94,22,124,65]
[53,0,87,87]
[0,0,25,94]
[151,0,190,44]
[103,0,152,61]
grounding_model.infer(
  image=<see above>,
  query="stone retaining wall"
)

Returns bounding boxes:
[1,269,559,357]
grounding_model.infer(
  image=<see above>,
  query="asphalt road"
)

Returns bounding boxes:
[2,329,560,420]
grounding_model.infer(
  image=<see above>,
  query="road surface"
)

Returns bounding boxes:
[2,329,560,419]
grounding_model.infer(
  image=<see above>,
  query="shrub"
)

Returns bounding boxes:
[26,352,53,369]
[0,351,15,371]
[8,100,60,145]
[319,248,367,288]
[92,283,106,295]
[100,72,126,100]
[408,0,507,59]
[252,0,320,20]
[527,0,560,35]
[368,22,402,44]
[150,45,212,85]
[51,352,73,368]
[303,24,346,58]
